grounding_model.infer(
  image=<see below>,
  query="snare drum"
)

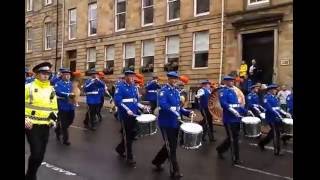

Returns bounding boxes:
[136,114,157,137]
[282,118,293,136]
[179,123,203,150]
[241,117,261,138]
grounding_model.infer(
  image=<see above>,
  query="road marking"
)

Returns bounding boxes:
[248,143,293,154]
[234,164,293,180]
[70,125,88,131]
[41,162,77,176]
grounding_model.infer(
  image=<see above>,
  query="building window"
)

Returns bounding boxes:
[68,9,77,40]
[141,39,154,73]
[194,0,210,17]
[116,0,126,31]
[26,27,32,52]
[167,0,180,22]
[45,0,52,6]
[166,36,179,63]
[124,43,135,70]
[193,31,209,69]
[142,0,154,26]
[26,0,33,11]
[248,0,269,6]
[88,3,97,36]
[44,22,54,50]
[105,46,115,74]
[87,48,96,70]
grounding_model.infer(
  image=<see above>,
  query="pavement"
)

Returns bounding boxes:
[25,100,293,180]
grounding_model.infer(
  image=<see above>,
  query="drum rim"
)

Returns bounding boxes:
[241,117,261,124]
[180,123,203,134]
[136,114,157,123]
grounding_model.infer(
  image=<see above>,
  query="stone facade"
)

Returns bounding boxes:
[25,0,293,88]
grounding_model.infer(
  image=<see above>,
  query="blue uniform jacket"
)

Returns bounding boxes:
[263,93,284,124]
[286,94,293,115]
[219,86,247,124]
[198,87,211,110]
[50,75,61,86]
[54,80,75,111]
[145,80,161,102]
[25,77,34,84]
[114,82,140,121]
[158,84,191,128]
[84,78,105,105]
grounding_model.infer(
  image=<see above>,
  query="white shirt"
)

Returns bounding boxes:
[249,65,256,74]
[277,90,291,105]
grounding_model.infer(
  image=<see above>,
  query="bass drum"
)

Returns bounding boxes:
[208,88,223,124]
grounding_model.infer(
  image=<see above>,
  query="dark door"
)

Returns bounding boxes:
[70,60,76,72]
[242,31,274,84]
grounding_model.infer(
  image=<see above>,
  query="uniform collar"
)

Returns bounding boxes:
[34,79,50,88]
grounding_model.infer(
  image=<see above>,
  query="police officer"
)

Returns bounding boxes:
[114,70,149,166]
[25,62,58,180]
[151,71,195,178]
[246,84,265,117]
[258,84,291,155]
[83,68,105,131]
[216,76,248,165]
[195,80,216,142]
[145,76,161,113]
[54,68,75,146]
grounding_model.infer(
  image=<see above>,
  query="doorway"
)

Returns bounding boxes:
[242,30,274,84]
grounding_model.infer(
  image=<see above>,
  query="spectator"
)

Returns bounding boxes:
[277,85,291,111]
[239,60,248,78]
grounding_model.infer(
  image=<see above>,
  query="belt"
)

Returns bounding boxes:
[170,106,180,111]
[25,115,50,121]
[229,104,240,108]
[86,91,99,95]
[122,98,137,103]
[148,90,157,93]
[272,107,280,110]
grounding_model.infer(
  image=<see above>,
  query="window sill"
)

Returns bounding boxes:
[26,51,33,54]
[194,12,210,17]
[142,23,154,27]
[167,18,180,23]
[115,28,126,33]
[247,2,270,10]
[88,34,97,37]
[68,38,76,41]
[44,48,52,51]
[192,67,208,70]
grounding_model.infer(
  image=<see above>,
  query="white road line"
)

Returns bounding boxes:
[70,125,88,131]
[41,162,77,176]
[248,143,293,154]
[235,164,293,180]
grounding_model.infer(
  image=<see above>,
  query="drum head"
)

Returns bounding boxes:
[282,118,293,125]
[180,123,203,134]
[242,117,261,124]
[136,114,156,123]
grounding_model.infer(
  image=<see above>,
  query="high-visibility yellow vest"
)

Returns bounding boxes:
[239,64,248,77]
[25,79,58,125]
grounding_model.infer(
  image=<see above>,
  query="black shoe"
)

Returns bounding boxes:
[115,149,126,158]
[56,134,61,142]
[258,143,265,151]
[170,171,183,178]
[126,159,136,166]
[152,161,163,171]
[274,152,284,156]
[217,150,224,159]
[84,124,90,129]
[233,160,243,165]
[91,126,97,131]
[63,141,71,146]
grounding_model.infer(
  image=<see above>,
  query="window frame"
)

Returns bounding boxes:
[44,0,52,6]
[26,0,33,12]
[141,39,155,67]
[165,36,180,64]
[167,0,180,22]
[88,3,97,37]
[194,0,210,17]
[105,45,115,69]
[123,43,135,68]
[26,27,32,53]
[87,47,97,70]
[115,0,126,32]
[247,0,269,6]
[141,0,154,27]
[192,31,209,69]
[68,8,77,40]
[44,22,53,50]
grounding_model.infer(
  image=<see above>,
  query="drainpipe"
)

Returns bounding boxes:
[60,0,65,68]
[55,0,59,72]
[218,0,225,83]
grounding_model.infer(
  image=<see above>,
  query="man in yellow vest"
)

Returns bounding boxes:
[239,61,248,78]
[25,62,58,180]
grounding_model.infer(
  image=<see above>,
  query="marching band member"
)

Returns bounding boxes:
[151,71,195,178]
[246,84,265,117]
[145,75,161,114]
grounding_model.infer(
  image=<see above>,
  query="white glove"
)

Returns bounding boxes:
[286,113,292,118]
[50,120,57,129]
[170,107,177,112]
[127,110,134,116]
[25,118,33,130]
